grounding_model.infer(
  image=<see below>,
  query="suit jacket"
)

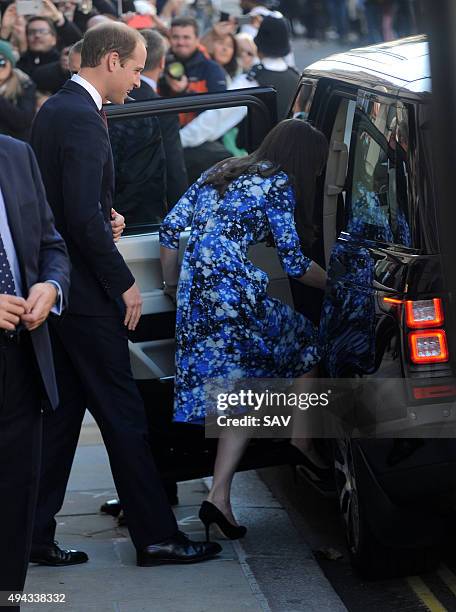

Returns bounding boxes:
[109,107,167,226]
[0,135,70,409]
[31,80,135,316]
[131,81,188,207]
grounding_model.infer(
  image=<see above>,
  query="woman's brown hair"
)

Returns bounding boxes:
[203,119,329,248]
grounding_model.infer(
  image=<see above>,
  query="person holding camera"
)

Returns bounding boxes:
[0,40,36,141]
[159,15,229,182]
[160,16,226,119]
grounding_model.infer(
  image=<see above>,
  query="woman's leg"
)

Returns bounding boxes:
[290,367,329,468]
[206,427,250,526]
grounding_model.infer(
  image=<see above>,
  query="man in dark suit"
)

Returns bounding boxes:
[131,28,188,209]
[67,40,174,228]
[0,135,70,602]
[30,22,220,567]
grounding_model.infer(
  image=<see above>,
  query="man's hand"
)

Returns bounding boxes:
[0,3,17,37]
[40,0,65,26]
[122,282,142,331]
[213,19,237,36]
[21,283,58,331]
[0,295,27,331]
[111,208,126,242]
[166,74,189,94]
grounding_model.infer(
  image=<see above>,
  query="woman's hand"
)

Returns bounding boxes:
[298,261,327,291]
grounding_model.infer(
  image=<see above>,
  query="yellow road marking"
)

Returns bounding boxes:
[437,564,456,599]
[406,576,447,612]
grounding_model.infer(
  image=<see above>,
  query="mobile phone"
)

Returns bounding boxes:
[220,11,230,22]
[16,0,43,15]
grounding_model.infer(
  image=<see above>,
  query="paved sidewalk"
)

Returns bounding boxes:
[23,415,346,612]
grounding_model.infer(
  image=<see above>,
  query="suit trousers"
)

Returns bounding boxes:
[0,334,42,603]
[32,313,177,550]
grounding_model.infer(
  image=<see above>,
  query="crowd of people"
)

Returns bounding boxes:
[0,0,425,146]
[280,0,425,44]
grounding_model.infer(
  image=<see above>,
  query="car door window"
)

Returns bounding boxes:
[107,89,277,237]
[291,79,318,121]
[345,92,412,247]
[109,114,169,230]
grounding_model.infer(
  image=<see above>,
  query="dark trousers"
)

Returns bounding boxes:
[32,314,177,550]
[0,335,42,600]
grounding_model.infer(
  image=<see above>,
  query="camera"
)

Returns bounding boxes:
[164,54,186,81]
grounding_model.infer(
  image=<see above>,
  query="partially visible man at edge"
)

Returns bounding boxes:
[0,134,70,609]
[30,21,221,568]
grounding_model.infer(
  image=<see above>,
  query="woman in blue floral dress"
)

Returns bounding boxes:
[160,119,329,536]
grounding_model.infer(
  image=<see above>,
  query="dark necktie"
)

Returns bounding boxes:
[0,231,16,296]
[99,108,108,128]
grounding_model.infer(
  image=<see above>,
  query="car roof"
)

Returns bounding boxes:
[303,35,431,98]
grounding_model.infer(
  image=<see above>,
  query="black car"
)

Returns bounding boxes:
[108,34,455,579]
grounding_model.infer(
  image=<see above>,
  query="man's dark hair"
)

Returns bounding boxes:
[140,29,166,72]
[26,16,57,37]
[203,119,329,248]
[81,22,145,68]
[171,16,199,37]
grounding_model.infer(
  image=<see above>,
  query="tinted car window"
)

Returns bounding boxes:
[345,94,412,247]
[109,105,254,236]
[291,79,318,121]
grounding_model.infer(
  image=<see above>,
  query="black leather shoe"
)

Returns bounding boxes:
[100,499,122,517]
[30,542,89,566]
[136,531,222,566]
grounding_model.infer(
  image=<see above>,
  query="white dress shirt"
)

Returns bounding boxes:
[0,185,62,314]
[71,73,103,110]
[140,74,157,92]
[179,57,291,149]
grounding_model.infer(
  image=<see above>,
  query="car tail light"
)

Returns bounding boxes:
[405,298,444,328]
[409,329,449,364]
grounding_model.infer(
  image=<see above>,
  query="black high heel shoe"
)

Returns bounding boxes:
[199,501,247,541]
[288,444,335,495]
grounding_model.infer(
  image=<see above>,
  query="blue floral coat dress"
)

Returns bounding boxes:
[159,169,320,423]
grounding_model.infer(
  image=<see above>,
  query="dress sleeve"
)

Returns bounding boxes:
[264,173,312,278]
[159,178,201,250]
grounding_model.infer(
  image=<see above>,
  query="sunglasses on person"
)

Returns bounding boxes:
[0,57,9,68]
[28,28,52,37]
